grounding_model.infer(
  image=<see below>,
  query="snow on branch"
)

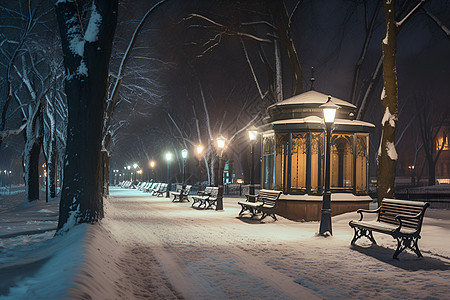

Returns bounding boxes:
[183,13,271,58]
[0,123,26,141]
[381,106,397,128]
[240,38,265,100]
[422,7,450,39]
[395,0,427,28]
[84,2,102,43]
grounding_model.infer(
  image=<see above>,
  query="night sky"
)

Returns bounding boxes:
[1,0,449,182]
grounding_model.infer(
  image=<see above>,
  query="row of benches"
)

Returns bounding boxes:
[119,181,168,197]
[120,181,430,259]
[238,189,430,259]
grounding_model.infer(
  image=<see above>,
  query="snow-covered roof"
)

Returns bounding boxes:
[271,116,375,128]
[267,90,356,110]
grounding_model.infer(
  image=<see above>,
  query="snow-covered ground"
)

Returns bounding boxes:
[1,187,450,299]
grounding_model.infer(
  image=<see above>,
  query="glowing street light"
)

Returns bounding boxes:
[165,152,173,197]
[196,144,204,192]
[150,160,156,180]
[318,96,340,236]
[216,135,226,210]
[181,149,188,185]
[248,126,258,195]
[133,163,139,181]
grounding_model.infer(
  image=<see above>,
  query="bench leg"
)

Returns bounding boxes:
[238,205,247,216]
[238,205,257,217]
[351,227,377,245]
[393,236,423,260]
[260,212,277,221]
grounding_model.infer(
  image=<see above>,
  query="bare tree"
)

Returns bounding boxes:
[416,96,449,186]
[100,0,167,197]
[183,0,303,108]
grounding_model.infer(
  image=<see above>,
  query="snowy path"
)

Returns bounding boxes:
[72,188,450,299]
[95,189,320,299]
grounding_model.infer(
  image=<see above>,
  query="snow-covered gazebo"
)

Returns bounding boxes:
[259,90,375,221]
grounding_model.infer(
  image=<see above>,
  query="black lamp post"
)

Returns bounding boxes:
[133,163,138,181]
[216,135,226,210]
[196,144,204,192]
[319,96,340,236]
[181,149,188,186]
[150,160,156,180]
[165,152,172,198]
[248,127,258,195]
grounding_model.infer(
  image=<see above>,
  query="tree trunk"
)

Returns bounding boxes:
[377,0,398,205]
[48,138,57,198]
[427,157,436,186]
[56,0,118,230]
[25,139,41,201]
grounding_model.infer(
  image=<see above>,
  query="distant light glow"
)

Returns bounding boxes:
[181,149,188,159]
[165,152,172,162]
[248,129,258,141]
[217,135,226,149]
[196,145,204,155]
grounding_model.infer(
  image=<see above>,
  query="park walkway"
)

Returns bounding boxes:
[71,187,450,299]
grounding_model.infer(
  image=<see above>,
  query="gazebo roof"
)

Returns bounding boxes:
[267,90,356,110]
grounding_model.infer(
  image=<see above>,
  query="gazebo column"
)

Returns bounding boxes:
[353,133,357,195]
[306,131,312,194]
[287,132,292,194]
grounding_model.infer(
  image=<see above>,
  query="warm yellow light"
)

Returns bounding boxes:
[248,128,258,141]
[150,160,156,168]
[320,96,340,124]
[196,144,204,155]
[217,135,226,149]
[323,108,337,123]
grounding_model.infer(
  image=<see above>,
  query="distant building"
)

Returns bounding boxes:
[435,124,450,184]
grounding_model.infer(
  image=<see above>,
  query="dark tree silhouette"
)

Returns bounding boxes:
[55,0,118,230]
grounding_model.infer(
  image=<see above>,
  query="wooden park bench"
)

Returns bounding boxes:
[155,183,168,197]
[191,186,213,207]
[238,189,282,221]
[171,185,192,202]
[191,187,220,209]
[349,198,430,259]
[146,182,160,194]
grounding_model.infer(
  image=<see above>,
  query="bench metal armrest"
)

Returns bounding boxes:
[395,212,423,229]
[245,194,258,202]
[356,207,381,221]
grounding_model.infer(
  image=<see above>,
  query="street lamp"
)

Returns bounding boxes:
[133,163,138,181]
[165,152,172,197]
[248,126,258,195]
[196,144,204,192]
[150,160,156,180]
[181,149,188,186]
[319,96,340,236]
[216,135,226,210]
[127,165,131,181]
